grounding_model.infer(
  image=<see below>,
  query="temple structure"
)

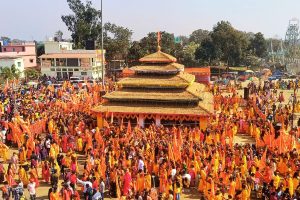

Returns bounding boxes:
[92,47,214,129]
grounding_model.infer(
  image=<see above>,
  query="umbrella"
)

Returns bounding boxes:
[245,70,254,73]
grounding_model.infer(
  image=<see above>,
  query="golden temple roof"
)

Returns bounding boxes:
[103,88,200,103]
[117,72,195,88]
[139,50,177,63]
[92,102,212,116]
[131,63,184,74]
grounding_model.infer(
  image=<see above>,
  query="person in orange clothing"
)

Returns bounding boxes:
[136,170,145,193]
[49,187,60,200]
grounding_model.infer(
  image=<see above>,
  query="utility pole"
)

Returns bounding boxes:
[101,0,105,86]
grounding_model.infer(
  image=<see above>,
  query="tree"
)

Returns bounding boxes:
[127,41,144,65]
[62,0,132,60]
[55,30,64,41]
[103,23,132,60]
[36,43,45,58]
[0,65,20,80]
[249,32,267,58]
[195,38,217,65]
[62,0,102,48]
[24,68,41,80]
[211,21,248,66]
[180,42,199,66]
[189,29,210,44]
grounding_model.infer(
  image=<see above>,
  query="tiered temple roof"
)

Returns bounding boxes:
[92,48,214,117]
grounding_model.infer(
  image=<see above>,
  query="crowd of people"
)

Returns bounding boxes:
[0,77,299,200]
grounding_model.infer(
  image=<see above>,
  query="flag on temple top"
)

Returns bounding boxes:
[157,31,161,46]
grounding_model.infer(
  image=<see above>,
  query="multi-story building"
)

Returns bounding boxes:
[0,57,25,78]
[0,42,37,68]
[40,41,105,79]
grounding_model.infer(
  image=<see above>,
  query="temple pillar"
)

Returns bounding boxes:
[97,114,104,128]
[138,115,145,128]
[155,115,161,126]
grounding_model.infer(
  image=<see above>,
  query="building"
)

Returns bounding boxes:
[0,42,37,68]
[0,57,25,78]
[184,67,211,84]
[40,49,105,79]
[44,41,73,54]
[92,46,214,129]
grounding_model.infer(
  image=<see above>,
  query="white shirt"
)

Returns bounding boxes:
[182,174,191,182]
[99,181,105,193]
[171,169,176,179]
[138,159,144,171]
[27,182,36,195]
[77,178,92,193]
[92,192,102,200]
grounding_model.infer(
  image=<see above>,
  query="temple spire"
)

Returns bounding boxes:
[157,31,161,51]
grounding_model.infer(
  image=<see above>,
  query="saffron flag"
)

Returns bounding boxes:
[259,148,267,170]
[103,119,109,128]
[127,121,132,134]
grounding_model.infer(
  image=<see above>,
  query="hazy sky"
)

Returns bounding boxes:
[1,0,300,41]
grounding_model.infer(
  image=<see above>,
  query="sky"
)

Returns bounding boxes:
[1,0,300,41]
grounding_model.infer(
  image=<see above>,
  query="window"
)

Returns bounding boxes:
[30,59,34,63]
[12,48,15,52]
[74,68,79,71]
[50,68,55,71]
[3,48,6,52]
[81,72,87,75]
[17,62,21,67]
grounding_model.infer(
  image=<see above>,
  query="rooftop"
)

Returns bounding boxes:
[92,102,212,116]
[131,63,184,74]
[139,50,177,63]
[117,72,195,88]
[104,88,200,103]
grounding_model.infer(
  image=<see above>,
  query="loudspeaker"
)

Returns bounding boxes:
[244,87,249,99]
[85,40,95,50]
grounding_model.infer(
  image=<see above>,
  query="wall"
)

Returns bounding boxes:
[0,58,25,78]
[44,41,73,54]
